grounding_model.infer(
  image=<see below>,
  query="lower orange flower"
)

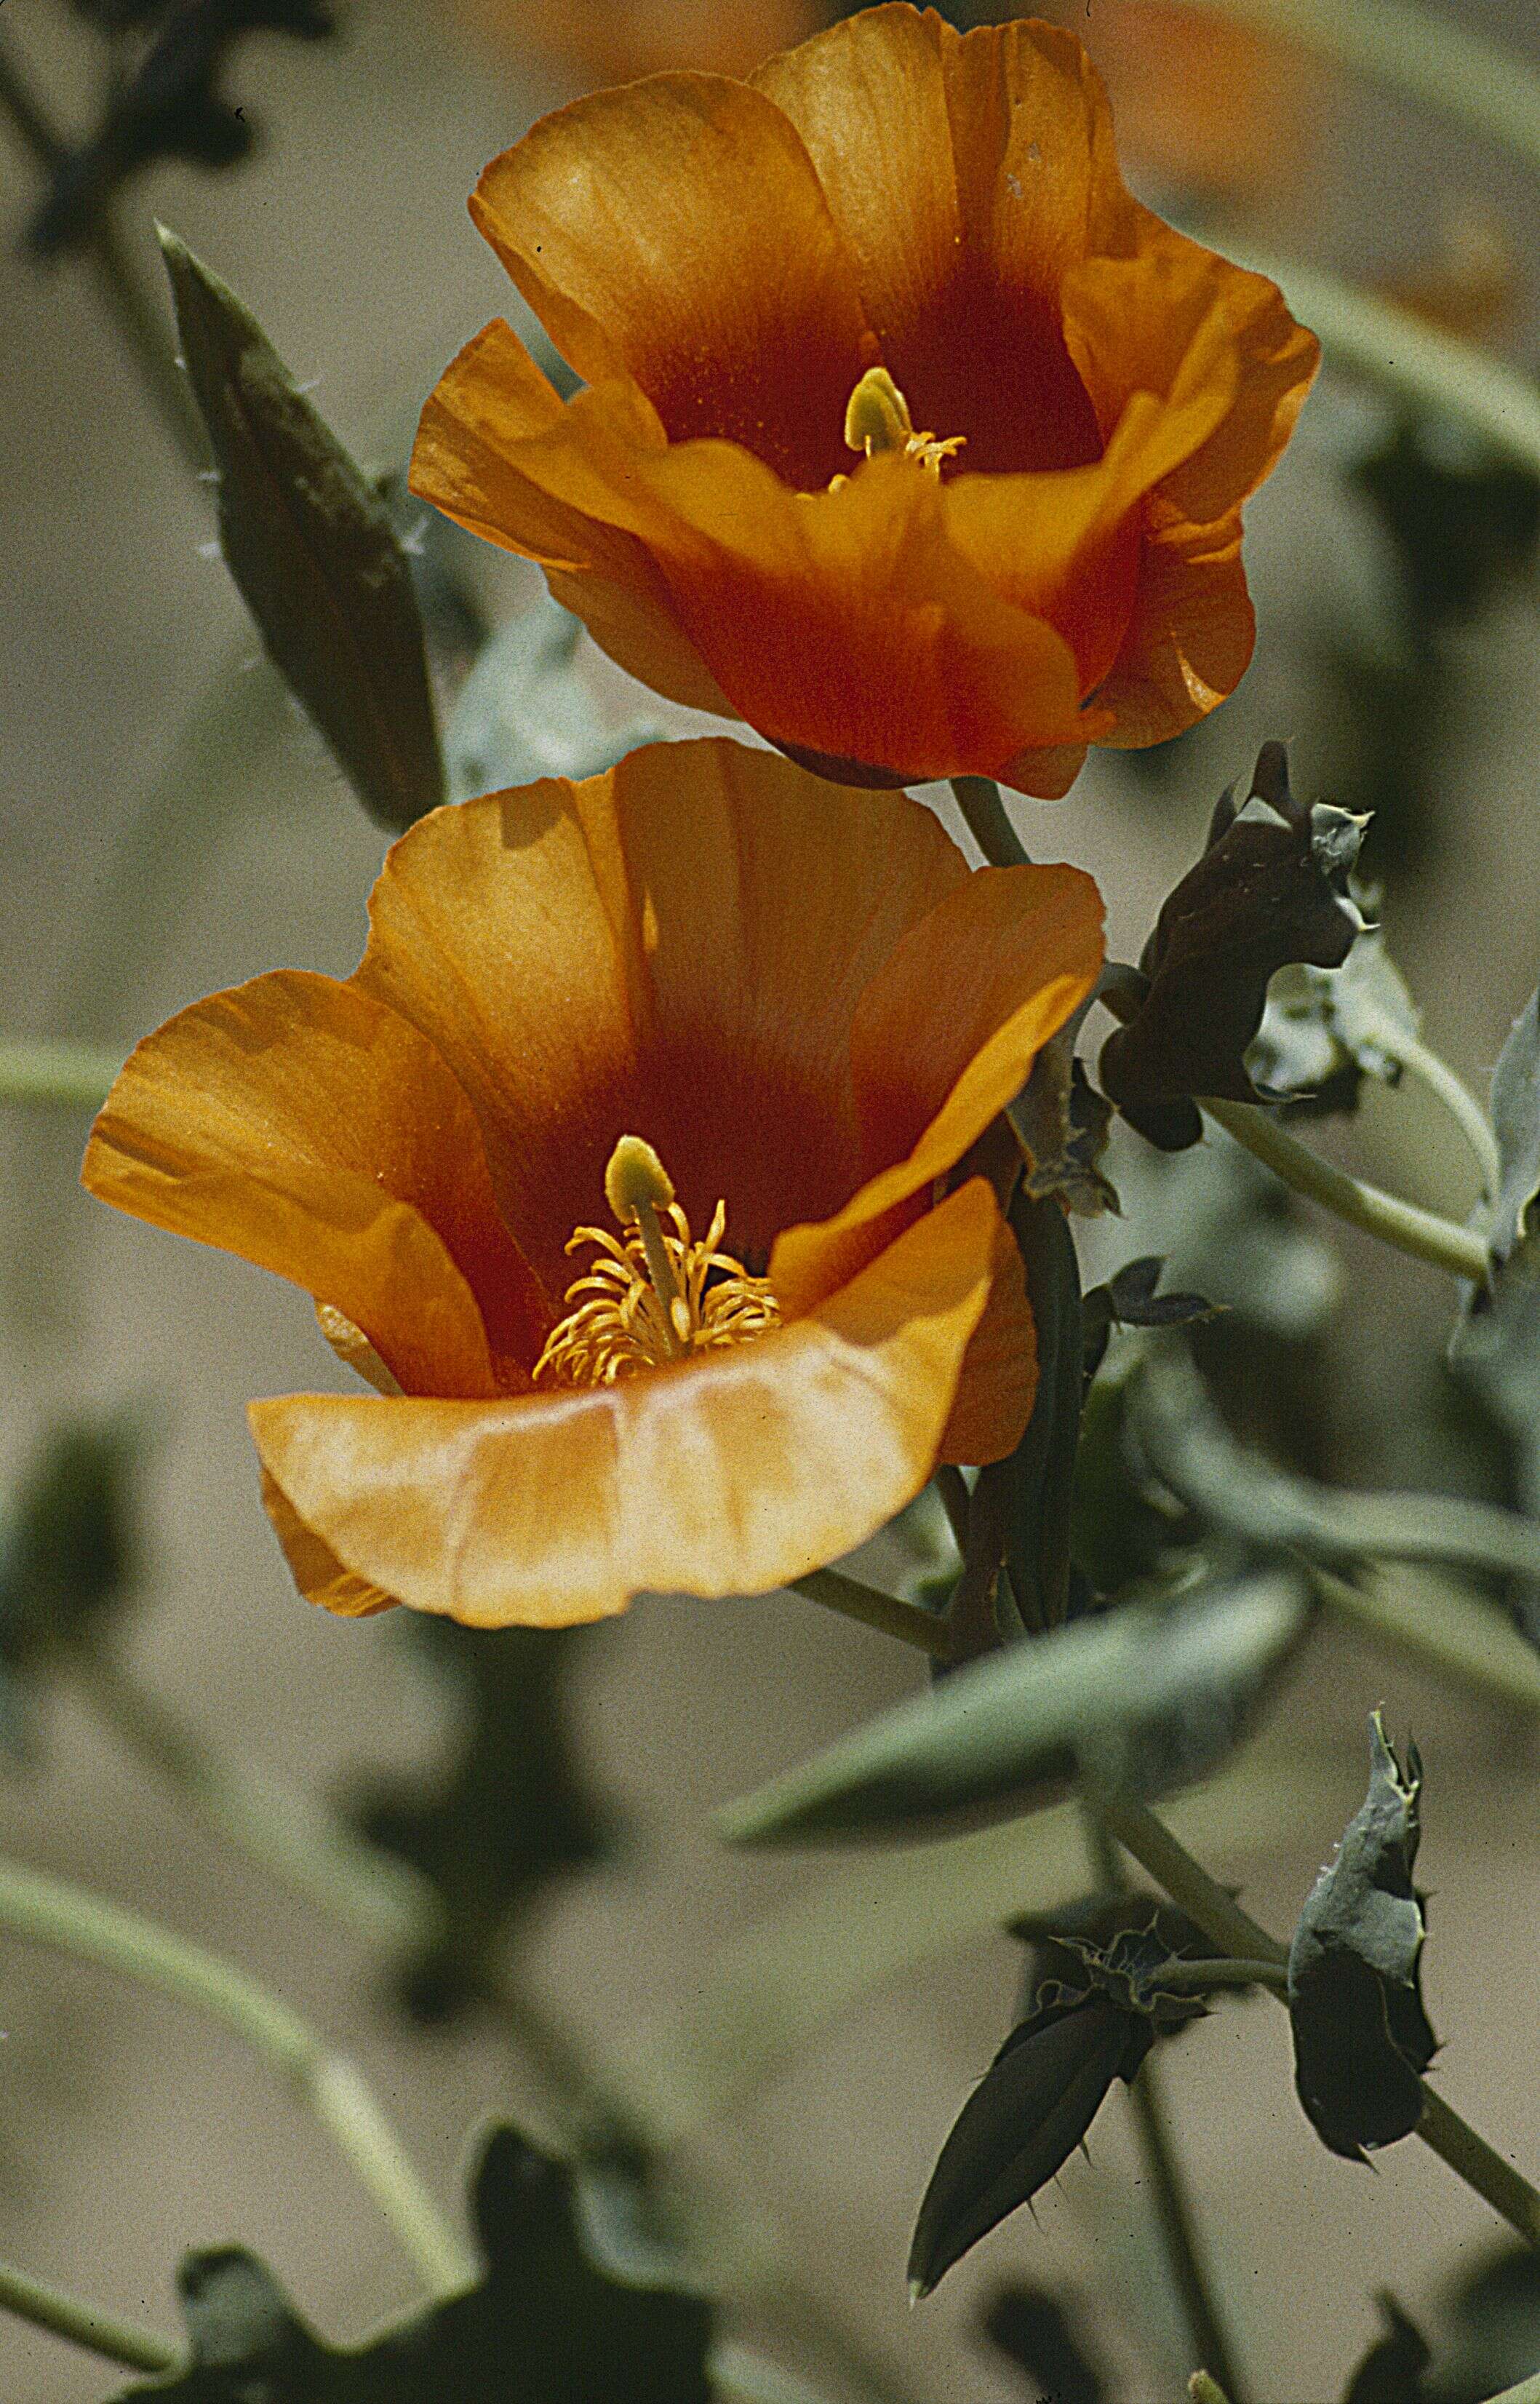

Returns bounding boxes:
[82,739,1102,1627]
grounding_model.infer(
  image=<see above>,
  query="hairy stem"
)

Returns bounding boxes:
[789,1568,950,1660]
[1097,1797,1540,2252]
[0,31,204,466]
[0,1855,476,2296]
[0,2256,180,2376]
[1202,1098,1488,1281]
[950,776,1031,869]
[1085,1812,1248,2403]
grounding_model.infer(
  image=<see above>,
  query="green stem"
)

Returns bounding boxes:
[950,777,1031,869]
[0,2256,180,2376]
[1395,1033,1503,1204]
[1085,1813,1249,2404]
[1097,1798,1540,2253]
[1189,2376,1232,2404]
[76,1647,436,1951]
[789,1568,950,1660]
[1202,1097,1488,1281]
[1152,1957,1289,1996]
[1309,1564,1540,1722]
[0,1040,121,1109]
[1166,0,1540,183]
[0,1854,476,2297]
[0,31,204,467]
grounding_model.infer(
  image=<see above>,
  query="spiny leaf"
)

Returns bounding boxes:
[717,1570,1305,1847]
[909,1991,1149,2298]
[1080,1254,1216,1387]
[346,1620,613,2023]
[1288,1715,1437,2161]
[160,228,444,832]
[115,2128,713,2401]
[1099,743,1367,1147]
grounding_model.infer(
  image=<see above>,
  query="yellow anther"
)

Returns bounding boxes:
[843,365,966,477]
[533,1144,781,1389]
[605,1133,675,1223]
[845,365,915,457]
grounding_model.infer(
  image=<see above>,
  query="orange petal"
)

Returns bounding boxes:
[938,1201,1037,1466]
[410,325,734,718]
[1093,505,1255,749]
[999,739,1090,803]
[354,739,970,1290]
[470,73,875,490]
[81,971,545,1397]
[249,1178,1004,1628]
[497,398,1095,780]
[772,861,1104,1316]
[941,350,1240,693]
[260,1467,395,1617]
[755,5,1129,475]
[1064,222,1320,524]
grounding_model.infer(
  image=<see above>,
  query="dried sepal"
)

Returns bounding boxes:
[1099,744,1368,1145]
[1288,1714,1437,2161]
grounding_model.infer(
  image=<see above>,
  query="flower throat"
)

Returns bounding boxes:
[532,1135,781,1387]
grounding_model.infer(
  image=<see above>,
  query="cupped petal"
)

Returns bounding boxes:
[941,337,1240,693]
[493,393,1095,781]
[410,325,735,720]
[81,971,546,1397]
[354,739,970,1291]
[1093,505,1255,749]
[938,1201,1036,1466]
[250,1177,1004,1628]
[1064,223,1320,524]
[771,861,1104,1316]
[470,72,876,489]
[754,4,1128,475]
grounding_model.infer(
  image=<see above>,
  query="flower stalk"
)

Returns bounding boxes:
[1202,1097,1489,1281]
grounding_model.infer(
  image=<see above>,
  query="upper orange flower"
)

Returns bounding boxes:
[410,4,1320,801]
[82,739,1102,1628]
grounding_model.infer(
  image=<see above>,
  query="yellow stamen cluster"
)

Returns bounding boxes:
[842,365,966,477]
[533,1136,781,1388]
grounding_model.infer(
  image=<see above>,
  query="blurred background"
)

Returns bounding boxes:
[4,1,1540,2397]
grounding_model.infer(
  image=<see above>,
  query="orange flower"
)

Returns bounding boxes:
[82,740,1103,1628]
[410,4,1320,801]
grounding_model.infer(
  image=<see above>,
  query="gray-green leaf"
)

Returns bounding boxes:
[717,1570,1305,1847]
[160,226,444,832]
[1288,1714,1437,2161]
[445,597,661,803]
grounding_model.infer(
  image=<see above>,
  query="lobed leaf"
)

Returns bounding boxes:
[115,2127,713,2401]
[444,597,661,803]
[717,1570,1305,1847]
[160,229,444,832]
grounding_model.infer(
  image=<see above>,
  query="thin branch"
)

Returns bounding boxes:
[0,1040,121,1110]
[1151,1957,1289,1996]
[1395,1033,1503,1205]
[1202,1097,1489,1281]
[0,1855,476,2297]
[789,1567,950,1660]
[0,2255,180,2376]
[1085,1812,1249,2404]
